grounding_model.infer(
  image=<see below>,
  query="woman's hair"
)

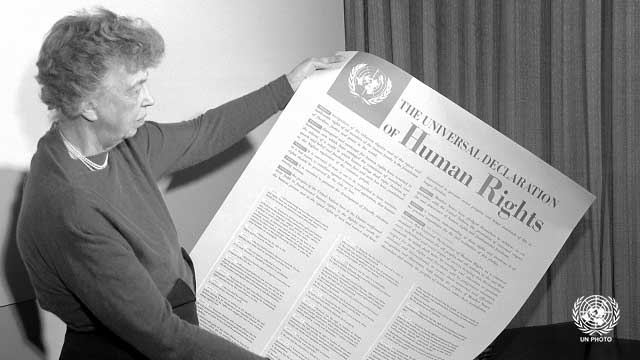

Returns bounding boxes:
[36,8,164,117]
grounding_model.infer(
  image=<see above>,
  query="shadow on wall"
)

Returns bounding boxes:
[16,59,51,166]
[167,137,253,191]
[1,169,45,357]
[0,58,49,358]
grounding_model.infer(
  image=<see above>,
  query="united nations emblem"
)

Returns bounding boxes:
[348,63,392,105]
[572,295,620,336]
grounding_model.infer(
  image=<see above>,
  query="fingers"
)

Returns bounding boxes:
[321,54,345,63]
[309,55,345,70]
[286,54,347,92]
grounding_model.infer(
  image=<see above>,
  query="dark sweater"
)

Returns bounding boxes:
[17,75,293,359]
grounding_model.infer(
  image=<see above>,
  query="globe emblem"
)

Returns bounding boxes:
[348,63,392,105]
[572,295,620,336]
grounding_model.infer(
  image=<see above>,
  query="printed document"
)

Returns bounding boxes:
[190,51,595,360]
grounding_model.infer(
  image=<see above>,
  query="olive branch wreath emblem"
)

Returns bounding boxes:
[348,63,392,105]
[572,296,620,336]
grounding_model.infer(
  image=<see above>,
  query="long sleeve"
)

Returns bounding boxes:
[134,75,294,179]
[48,189,265,360]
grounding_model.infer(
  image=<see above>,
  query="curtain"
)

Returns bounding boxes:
[344,0,639,340]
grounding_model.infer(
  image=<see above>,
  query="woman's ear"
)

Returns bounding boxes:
[79,100,98,122]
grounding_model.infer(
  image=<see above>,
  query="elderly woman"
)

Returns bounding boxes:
[17,8,341,360]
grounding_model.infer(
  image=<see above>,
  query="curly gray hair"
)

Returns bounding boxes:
[36,8,164,118]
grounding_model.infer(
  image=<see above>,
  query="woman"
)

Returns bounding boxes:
[17,8,341,360]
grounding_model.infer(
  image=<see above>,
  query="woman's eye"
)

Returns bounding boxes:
[130,87,141,97]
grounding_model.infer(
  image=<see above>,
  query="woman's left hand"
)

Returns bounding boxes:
[286,55,345,91]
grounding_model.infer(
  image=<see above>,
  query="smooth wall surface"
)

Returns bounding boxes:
[0,1,344,359]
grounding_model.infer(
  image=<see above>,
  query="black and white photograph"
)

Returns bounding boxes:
[0,1,638,359]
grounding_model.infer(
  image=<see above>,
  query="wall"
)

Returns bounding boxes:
[0,1,344,359]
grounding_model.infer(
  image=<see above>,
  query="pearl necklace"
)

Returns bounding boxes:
[58,130,109,171]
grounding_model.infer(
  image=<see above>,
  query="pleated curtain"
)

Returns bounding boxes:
[344,0,639,340]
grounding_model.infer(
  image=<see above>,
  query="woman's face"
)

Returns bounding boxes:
[90,65,154,148]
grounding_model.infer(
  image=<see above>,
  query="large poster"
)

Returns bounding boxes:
[190,51,594,360]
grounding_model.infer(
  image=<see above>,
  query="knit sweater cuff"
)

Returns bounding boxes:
[269,75,295,110]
